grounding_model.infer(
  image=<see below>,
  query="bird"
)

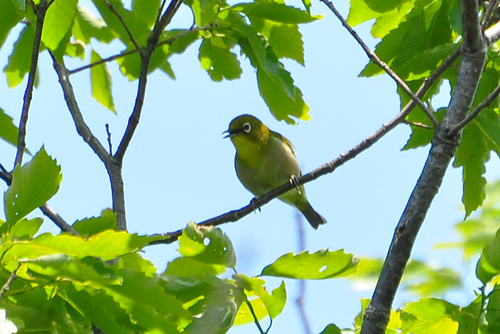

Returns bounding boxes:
[223,114,327,229]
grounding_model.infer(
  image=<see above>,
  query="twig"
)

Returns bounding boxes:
[245,299,265,334]
[69,49,137,75]
[15,0,50,168]
[149,34,461,247]
[105,124,113,154]
[114,0,185,162]
[0,164,12,184]
[403,120,433,129]
[481,0,500,28]
[450,83,500,134]
[39,204,78,235]
[103,0,141,52]
[295,212,312,334]
[0,263,21,301]
[319,0,439,127]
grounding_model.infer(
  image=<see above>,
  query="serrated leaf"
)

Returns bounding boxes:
[90,50,115,113]
[364,0,408,13]
[0,108,19,148]
[199,37,242,81]
[3,230,154,262]
[41,0,78,51]
[233,274,286,320]
[10,218,43,239]
[360,0,453,77]
[165,257,226,277]
[4,25,35,88]
[4,147,62,224]
[117,253,157,277]
[234,3,319,24]
[0,0,24,49]
[319,324,342,334]
[184,0,219,26]
[72,209,117,236]
[251,18,304,65]
[403,298,459,333]
[178,223,236,269]
[261,249,358,279]
[453,121,489,218]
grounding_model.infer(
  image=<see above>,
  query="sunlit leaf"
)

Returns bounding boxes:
[234,3,319,24]
[0,0,24,49]
[261,249,358,279]
[4,147,62,224]
[0,108,19,148]
[199,37,242,81]
[72,209,117,236]
[41,0,78,51]
[4,25,35,88]
[90,50,115,113]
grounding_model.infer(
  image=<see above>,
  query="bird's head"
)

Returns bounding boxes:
[223,114,270,148]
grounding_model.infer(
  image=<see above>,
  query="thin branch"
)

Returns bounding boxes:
[148,37,461,247]
[15,0,50,168]
[319,0,439,127]
[451,83,500,133]
[295,212,312,334]
[105,124,113,154]
[39,204,78,235]
[481,0,499,28]
[114,0,185,162]
[50,53,111,163]
[0,263,21,301]
[69,49,137,75]
[403,120,433,129]
[103,0,141,52]
[245,299,266,334]
[361,0,487,332]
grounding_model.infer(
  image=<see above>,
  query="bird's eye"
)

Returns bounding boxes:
[242,123,252,133]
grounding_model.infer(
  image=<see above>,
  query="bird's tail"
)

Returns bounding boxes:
[300,203,327,229]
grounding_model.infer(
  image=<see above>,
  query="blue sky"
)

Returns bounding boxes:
[1,0,499,333]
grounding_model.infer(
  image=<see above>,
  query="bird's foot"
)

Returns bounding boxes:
[289,175,301,194]
[250,197,262,213]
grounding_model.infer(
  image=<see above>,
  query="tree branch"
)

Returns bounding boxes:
[114,0,185,162]
[319,0,439,127]
[361,0,487,333]
[0,263,21,301]
[103,0,141,52]
[451,83,500,134]
[15,0,50,168]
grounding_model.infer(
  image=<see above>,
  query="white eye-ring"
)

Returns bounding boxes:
[242,123,251,133]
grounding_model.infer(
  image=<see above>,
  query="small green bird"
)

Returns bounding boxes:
[224,114,327,229]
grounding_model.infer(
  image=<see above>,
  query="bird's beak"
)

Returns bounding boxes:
[222,130,231,139]
[222,129,240,139]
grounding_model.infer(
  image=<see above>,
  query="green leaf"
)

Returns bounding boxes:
[4,147,62,224]
[41,0,78,51]
[90,50,115,113]
[117,253,157,277]
[199,37,242,81]
[261,249,358,279]
[0,0,24,49]
[487,284,500,332]
[364,0,408,13]
[360,0,453,77]
[131,0,161,28]
[251,18,304,65]
[3,230,153,262]
[0,108,19,148]
[58,282,139,334]
[165,257,226,277]
[233,274,286,320]
[73,7,115,45]
[10,218,43,239]
[453,121,489,218]
[403,107,446,150]
[185,0,219,26]
[403,298,459,333]
[91,0,150,47]
[371,1,416,39]
[319,324,342,334]
[234,3,319,24]
[178,223,237,269]
[72,209,117,236]
[476,229,500,284]
[3,25,35,88]
[185,278,243,334]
